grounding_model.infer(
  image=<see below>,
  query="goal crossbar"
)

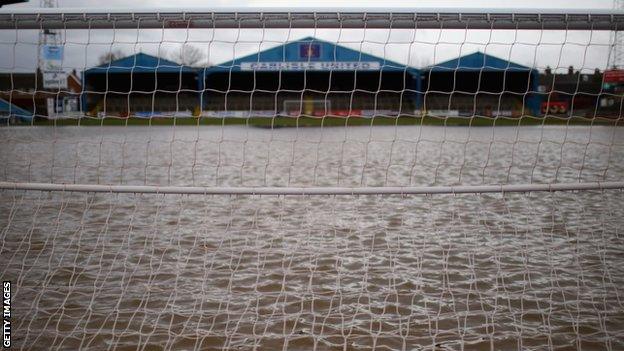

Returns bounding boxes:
[2,8,624,30]
[2,181,623,195]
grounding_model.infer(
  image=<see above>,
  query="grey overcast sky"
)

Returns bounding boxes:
[0,0,619,74]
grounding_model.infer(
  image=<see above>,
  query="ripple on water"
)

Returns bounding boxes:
[1,126,623,350]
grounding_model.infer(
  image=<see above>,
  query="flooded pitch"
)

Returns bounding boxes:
[1,125,623,350]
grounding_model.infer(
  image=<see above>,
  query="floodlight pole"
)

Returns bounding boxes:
[611,0,624,68]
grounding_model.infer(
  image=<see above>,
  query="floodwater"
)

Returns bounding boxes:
[0,125,623,350]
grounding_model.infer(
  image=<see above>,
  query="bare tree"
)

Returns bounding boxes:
[168,44,205,66]
[98,49,126,65]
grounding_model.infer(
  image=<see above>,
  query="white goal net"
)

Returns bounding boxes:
[0,7,623,351]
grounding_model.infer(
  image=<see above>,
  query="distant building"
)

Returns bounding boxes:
[81,53,198,118]
[0,69,82,119]
[538,66,607,117]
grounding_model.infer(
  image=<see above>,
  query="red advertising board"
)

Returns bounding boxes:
[541,101,568,114]
[604,69,624,83]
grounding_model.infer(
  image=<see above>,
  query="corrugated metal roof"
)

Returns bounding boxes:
[84,52,197,74]
[205,37,418,73]
[428,51,534,72]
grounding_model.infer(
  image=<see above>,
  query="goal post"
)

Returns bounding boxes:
[0,6,622,190]
[1,7,624,351]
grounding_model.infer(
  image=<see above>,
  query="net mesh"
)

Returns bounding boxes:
[0,8,623,350]
[1,190,623,350]
[0,10,623,188]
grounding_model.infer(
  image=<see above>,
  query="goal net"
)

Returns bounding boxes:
[0,7,623,350]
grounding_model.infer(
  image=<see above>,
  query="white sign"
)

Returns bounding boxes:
[429,109,460,117]
[361,110,401,117]
[42,72,67,90]
[240,61,380,71]
[134,111,194,118]
[41,45,63,70]
[46,96,80,119]
[493,110,513,117]
[203,110,276,118]
[40,45,67,89]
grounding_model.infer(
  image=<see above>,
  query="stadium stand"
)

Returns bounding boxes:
[82,53,198,117]
[423,51,540,117]
[200,37,421,117]
[79,38,615,120]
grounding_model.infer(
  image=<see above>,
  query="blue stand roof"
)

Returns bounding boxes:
[0,97,33,121]
[428,51,535,72]
[84,52,197,74]
[204,37,419,74]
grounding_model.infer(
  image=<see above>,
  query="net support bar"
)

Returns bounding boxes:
[1,8,624,30]
[1,181,622,195]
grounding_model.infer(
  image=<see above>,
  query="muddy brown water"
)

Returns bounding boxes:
[1,125,623,350]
